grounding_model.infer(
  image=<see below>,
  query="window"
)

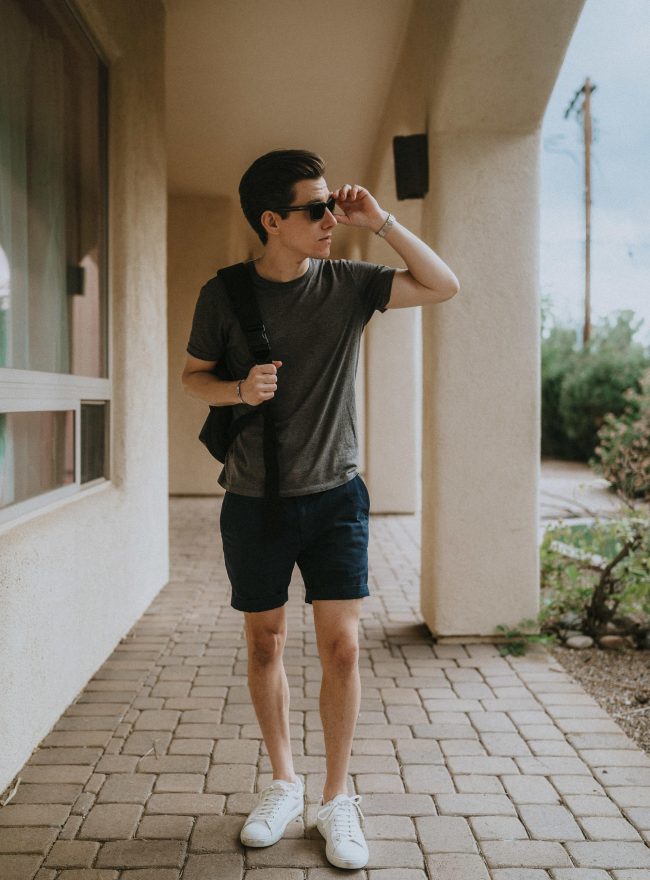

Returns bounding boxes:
[0,0,110,524]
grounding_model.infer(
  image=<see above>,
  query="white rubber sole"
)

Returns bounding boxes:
[322,844,369,870]
[317,822,369,869]
[240,799,304,847]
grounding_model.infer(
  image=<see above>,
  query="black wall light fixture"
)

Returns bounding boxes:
[393,134,429,200]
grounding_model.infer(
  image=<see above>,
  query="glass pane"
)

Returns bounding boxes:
[0,0,108,377]
[0,410,74,509]
[81,401,108,483]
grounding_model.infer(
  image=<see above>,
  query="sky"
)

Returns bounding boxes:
[540,0,650,347]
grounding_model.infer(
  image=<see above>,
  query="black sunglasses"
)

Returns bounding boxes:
[274,195,337,222]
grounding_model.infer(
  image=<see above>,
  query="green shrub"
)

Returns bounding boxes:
[541,323,580,458]
[539,512,650,637]
[541,309,650,461]
[589,366,650,502]
[559,312,650,460]
[539,524,598,626]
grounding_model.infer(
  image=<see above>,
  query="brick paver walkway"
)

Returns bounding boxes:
[1,496,649,879]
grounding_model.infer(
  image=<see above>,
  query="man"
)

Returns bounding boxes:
[182,149,459,870]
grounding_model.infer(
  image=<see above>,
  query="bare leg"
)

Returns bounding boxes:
[244,606,296,784]
[312,598,363,802]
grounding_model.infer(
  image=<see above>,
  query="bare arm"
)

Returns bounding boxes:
[181,353,283,407]
[181,354,239,406]
[331,183,460,308]
[380,220,460,308]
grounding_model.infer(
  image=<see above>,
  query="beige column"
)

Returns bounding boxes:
[362,192,422,514]
[420,130,541,639]
[344,238,419,495]
[364,308,420,514]
[168,194,236,495]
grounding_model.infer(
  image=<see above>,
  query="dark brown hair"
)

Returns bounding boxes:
[239,149,325,245]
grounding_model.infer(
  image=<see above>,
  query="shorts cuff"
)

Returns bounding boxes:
[231,594,288,613]
[304,585,370,604]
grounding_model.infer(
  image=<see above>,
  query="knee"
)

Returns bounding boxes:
[248,629,285,665]
[321,638,359,671]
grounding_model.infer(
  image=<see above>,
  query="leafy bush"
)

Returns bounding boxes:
[539,525,598,626]
[559,312,650,460]
[589,366,650,502]
[541,324,580,458]
[541,309,650,461]
[539,512,650,639]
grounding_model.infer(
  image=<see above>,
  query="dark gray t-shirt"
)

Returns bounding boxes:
[186,257,396,497]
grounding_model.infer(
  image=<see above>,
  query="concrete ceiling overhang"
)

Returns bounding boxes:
[165,0,414,199]
[430,0,585,133]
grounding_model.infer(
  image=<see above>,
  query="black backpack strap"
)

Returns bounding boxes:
[218,263,272,364]
[217,263,281,524]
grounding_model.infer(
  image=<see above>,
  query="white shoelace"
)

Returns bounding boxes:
[248,782,297,827]
[319,794,365,842]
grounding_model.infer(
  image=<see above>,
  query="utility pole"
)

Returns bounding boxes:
[564,77,597,346]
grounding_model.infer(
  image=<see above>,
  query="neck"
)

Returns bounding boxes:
[253,250,311,283]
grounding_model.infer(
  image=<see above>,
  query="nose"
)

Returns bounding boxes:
[322,207,337,228]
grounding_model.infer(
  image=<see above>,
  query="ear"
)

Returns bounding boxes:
[260,209,282,238]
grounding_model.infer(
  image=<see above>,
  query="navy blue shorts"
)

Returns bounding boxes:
[219,473,370,613]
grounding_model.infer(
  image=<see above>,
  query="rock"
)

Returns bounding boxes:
[564,630,586,640]
[558,612,581,628]
[566,635,594,649]
[599,635,627,649]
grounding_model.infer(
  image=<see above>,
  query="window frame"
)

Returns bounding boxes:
[0,0,112,528]
[0,372,112,526]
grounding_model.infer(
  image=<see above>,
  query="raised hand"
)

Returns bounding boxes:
[331,184,388,233]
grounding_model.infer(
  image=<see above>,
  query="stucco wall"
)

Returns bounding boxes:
[168,194,236,496]
[0,0,168,791]
[419,129,542,638]
[357,0,443,515]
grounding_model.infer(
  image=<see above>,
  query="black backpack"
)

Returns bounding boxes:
[197,262,281,524]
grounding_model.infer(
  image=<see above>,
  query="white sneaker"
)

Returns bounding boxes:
[240,775,304,847]
[316,793,369,869]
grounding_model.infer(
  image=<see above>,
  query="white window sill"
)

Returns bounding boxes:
[0,480,115,537]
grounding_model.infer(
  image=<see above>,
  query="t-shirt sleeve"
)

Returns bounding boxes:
[345,259,397,327]
[186,280,228,362]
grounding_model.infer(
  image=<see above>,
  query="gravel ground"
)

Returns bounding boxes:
[549,643,650,756]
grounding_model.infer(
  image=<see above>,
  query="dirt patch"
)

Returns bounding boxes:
[549,643,650,756]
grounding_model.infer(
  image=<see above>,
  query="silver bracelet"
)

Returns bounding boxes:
[235,379,245,404]
[375,211,395,238]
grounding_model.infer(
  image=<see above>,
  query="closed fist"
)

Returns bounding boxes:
[240,360,283,406]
